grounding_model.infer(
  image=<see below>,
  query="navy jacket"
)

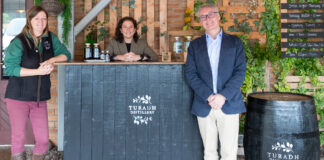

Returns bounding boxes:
[184,32,246,117]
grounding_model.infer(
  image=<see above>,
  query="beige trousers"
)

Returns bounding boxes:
[197,109,239,160]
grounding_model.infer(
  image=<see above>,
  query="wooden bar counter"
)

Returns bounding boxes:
[56,62,203,160]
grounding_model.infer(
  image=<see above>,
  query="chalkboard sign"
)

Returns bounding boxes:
[282,42,324,48]
[281,13,324,19]
[281,3,324,9]
[281,23,324,29]
[281,51,324,58]
[281,32,324,38]
[281,3,324,58]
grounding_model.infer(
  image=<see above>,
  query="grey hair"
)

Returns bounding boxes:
[197,4,219,16]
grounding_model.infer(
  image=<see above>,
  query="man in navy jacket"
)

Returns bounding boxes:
[184,4,246,160]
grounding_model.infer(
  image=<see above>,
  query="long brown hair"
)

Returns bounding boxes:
[22,6,49,47]
[114,17,139,43]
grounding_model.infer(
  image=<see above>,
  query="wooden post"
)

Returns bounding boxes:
[109,0,117,39]
[147,0,155,50]
[122,0,130,17]
[160,0,168,58]
[96,0,105,48]
[84,0,93,42]
[134,0,142,35]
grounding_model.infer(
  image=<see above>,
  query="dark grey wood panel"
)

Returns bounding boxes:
[64,64,203,160]
[103,65,116,160]
[64,66,82,160]
[92,65,104,160]
[80,66,92,160]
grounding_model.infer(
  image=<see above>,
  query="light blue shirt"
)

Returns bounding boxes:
[206,29,223,94]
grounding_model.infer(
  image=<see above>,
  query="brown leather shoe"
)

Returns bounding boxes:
[11,152,26,160]
[31,154,45,160]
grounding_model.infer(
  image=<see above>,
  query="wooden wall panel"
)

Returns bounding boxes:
[63,64,203,160]
[84,0,93,42]
[134,0,142,35]
[160,0,168,56]
[122,0,130,17]
[78,0,266,60]
[109,0,118,41]
[80,66,92,160]
[96,0,105,48]
[64,66,82,160]
[146,0,155,49]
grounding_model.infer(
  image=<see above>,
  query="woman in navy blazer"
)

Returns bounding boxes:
[184,4,246,160]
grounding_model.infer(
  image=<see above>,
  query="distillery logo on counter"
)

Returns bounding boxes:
[129,95,157,125]
[266,141,300,160]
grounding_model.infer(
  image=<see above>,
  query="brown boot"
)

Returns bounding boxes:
[31,154,45,160]
[11,152,26,160]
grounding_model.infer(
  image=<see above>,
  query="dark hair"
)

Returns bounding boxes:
[22,6,49,46]
[114,17,139,43]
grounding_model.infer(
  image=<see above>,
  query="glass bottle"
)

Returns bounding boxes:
[100,50,105,60]
[105,50,110,62]
[184,36,192,52]
[84,43,92,60]
[173,36,183,61]
[93,43,100,59]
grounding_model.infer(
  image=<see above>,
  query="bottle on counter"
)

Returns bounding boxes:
[84,43,92,60]
[173,36,183,62]
[93,43,100,59]
[184,36,192,52]
[105,50,110,62]
[100,50,105,60]
[183,36,192,62]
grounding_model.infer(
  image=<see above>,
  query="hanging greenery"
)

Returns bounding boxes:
[34,0,71,45]
[58,0,72,45]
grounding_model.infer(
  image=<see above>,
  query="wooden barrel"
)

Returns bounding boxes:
[244,92,320,160]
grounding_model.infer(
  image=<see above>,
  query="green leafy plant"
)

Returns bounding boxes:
[85,20,109,44]
[228,18,253,34]
[260,0,281,62]
[240,35,267,98]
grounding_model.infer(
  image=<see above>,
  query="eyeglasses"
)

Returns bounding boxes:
[198,12,219,21]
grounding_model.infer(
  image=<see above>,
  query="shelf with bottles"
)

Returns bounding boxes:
[166,32,194,62]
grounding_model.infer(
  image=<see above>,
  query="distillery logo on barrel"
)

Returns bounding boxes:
[128,95,157,125]
[266,141,300,160]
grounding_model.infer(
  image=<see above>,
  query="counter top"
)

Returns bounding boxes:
[1,61,186,65]
[55,61,185,65]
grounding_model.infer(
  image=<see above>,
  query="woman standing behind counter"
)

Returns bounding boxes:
[4,6,70,160]
[107,17,158,62]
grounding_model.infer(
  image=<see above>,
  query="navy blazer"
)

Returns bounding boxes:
[184,32,247,117]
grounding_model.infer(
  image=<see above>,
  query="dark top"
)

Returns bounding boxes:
[5,33,54,101]
[126,43,131,52]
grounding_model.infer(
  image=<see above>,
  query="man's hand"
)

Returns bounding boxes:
[208,94,226,109]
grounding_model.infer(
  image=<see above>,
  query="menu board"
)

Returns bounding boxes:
[281,3,324,57]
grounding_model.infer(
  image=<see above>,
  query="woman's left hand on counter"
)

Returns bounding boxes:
[124,52,141,62]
